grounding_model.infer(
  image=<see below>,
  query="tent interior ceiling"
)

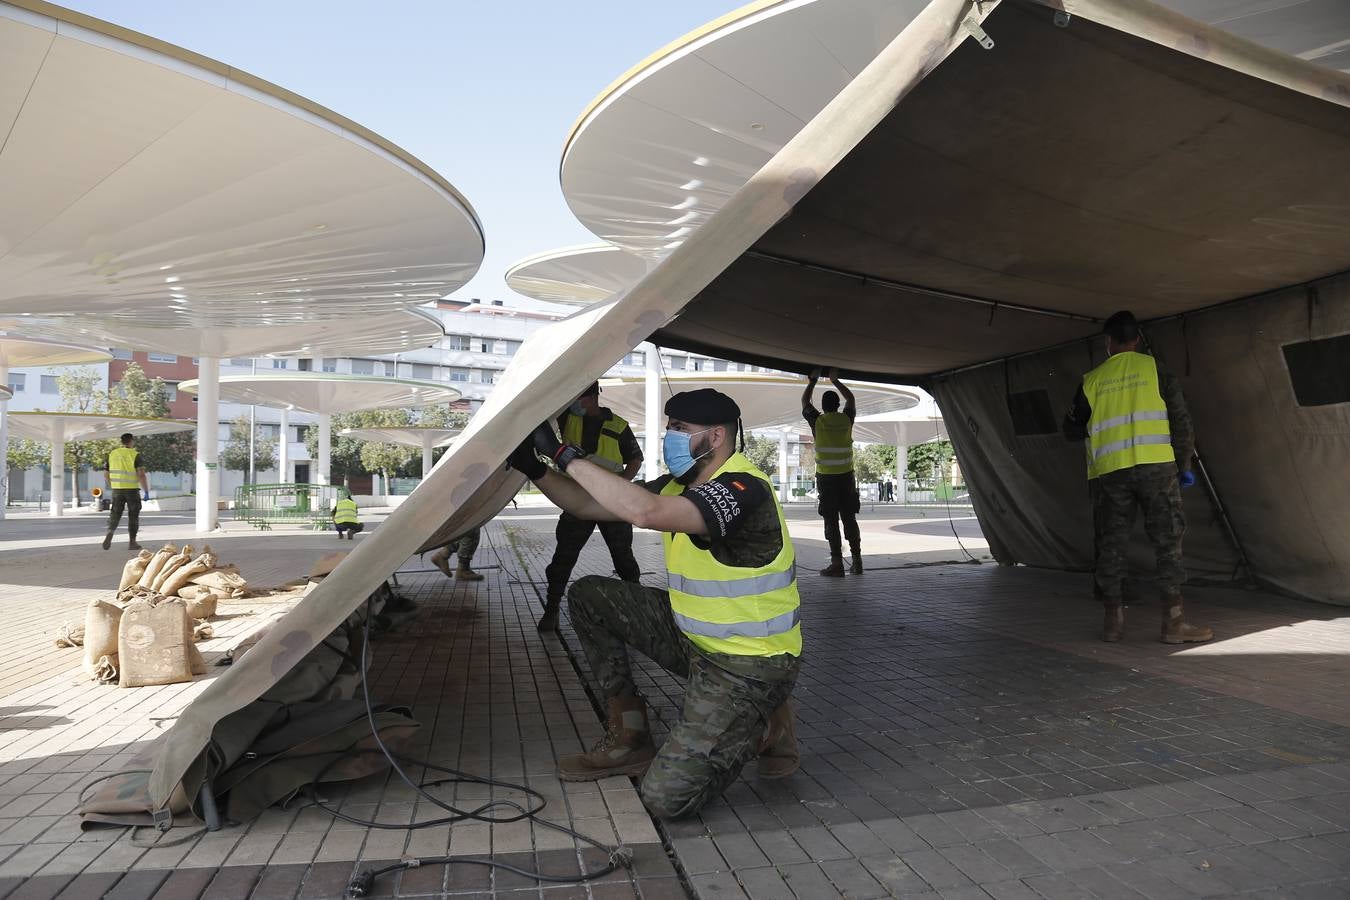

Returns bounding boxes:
[653,1,1350,381]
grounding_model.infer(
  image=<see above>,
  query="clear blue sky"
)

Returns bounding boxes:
[64,1,739,305]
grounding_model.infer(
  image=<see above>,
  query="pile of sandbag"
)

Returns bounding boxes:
[70,542,252,687]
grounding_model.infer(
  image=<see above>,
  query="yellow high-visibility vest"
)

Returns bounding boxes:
[333,498,360,525]
[813,411,854,475]
[562,411,629,474]
[661,452,802,658]
[108,447,139,490]
[1083,351,1174,478]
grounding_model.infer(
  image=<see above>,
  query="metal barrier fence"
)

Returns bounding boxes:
[233,483,342,530]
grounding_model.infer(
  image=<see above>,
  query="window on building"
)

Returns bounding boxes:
[444,335,470,351]
[448,367,471,382]
[40,375,59,394]
[229,357,252,367]
[164,383,178,402]
[504,341,522,356]
[668,355,686,370]
[298,358,313,372]
[271,359,288,370]
[412,364,435,380]
[626,351,645,366]
[350,359,375,375]
[111,349,133,360]
[691,358,704,371]
[481,370,496,385]
[322,358,336,373]
[714,360,728,372]
[147,352,177,363]
[7,373,24,393]
[295,425,311,442]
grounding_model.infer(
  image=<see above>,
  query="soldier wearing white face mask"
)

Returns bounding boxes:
[507,388,802,819]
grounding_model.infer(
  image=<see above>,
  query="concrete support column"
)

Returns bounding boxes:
[0,363,8,521]
[778,429,790,503]
[278,406,290,483]
[317,412,331,486]
[896,443,908,504]
[195,357,219,532]
[643,342,661,480]
[48,417,64,517]
[422,432,435,478]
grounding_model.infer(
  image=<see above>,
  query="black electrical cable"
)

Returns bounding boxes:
[332,594,630,897]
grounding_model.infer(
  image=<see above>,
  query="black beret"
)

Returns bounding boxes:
[663,389,741,425]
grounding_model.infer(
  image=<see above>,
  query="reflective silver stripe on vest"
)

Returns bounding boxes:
[668,569,796,599]
[672,607,800,640]
[1093,433,1172,460]
[816,449,853,459]
[1088,409,1169,436]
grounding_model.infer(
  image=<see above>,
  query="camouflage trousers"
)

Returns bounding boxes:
[567,574,800,819]
[431,527,480,567]
[1093,462,1186,605]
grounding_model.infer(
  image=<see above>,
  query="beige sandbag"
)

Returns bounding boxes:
[161,553,216,598]
[136,544,178,590]
[176,584,211,601]
[118,550,153,591]
[118,598,194,688]
[55,624,84,648]
[192,620,215,641]
[91,655,117,685]
[150,544,194,593]
[187,641,207,676]
[83,600,123,679]
[185,593,218,620]
[189,564,247,595]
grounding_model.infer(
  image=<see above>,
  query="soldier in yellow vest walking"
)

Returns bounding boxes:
[102,433,149,551]
[508,389,800,818]
[538,382,643,632]
[802,368,862,576]
[1064,311,1212,645]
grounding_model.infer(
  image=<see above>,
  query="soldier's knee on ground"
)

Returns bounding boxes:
[638,772,705,820]
[566,574,611,610]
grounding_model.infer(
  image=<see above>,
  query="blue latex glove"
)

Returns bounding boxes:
[1178,470,1196,489]
[142,490,151,501]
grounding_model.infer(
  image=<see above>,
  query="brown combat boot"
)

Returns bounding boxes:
[757,701,799,779]
[1160,593,1212,644]
[1103,605,1125,642]
[849,544,863,575]
[429,548,453,578]
[558,695,655,781]
[456,566,484,582]
[819,557,845,577]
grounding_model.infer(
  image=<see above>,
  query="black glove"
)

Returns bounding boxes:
[531,421,585,473]
[507,437,547,481]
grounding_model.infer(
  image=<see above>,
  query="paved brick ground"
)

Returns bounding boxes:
[503,512,1350,900]
[1,503,1348,898]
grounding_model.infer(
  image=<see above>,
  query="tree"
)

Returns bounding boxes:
[360,438,415,486]
[220,416,277,481]
[907,440,957,489]
[107,364,194,474]
[854,444,897,484]
[302,408,417,484]
[56,367,111,505]
[743,433,780,476]
[421,405,470,468]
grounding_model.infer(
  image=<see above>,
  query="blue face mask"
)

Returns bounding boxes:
[662,428,712,478]
[569,402,586,416]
